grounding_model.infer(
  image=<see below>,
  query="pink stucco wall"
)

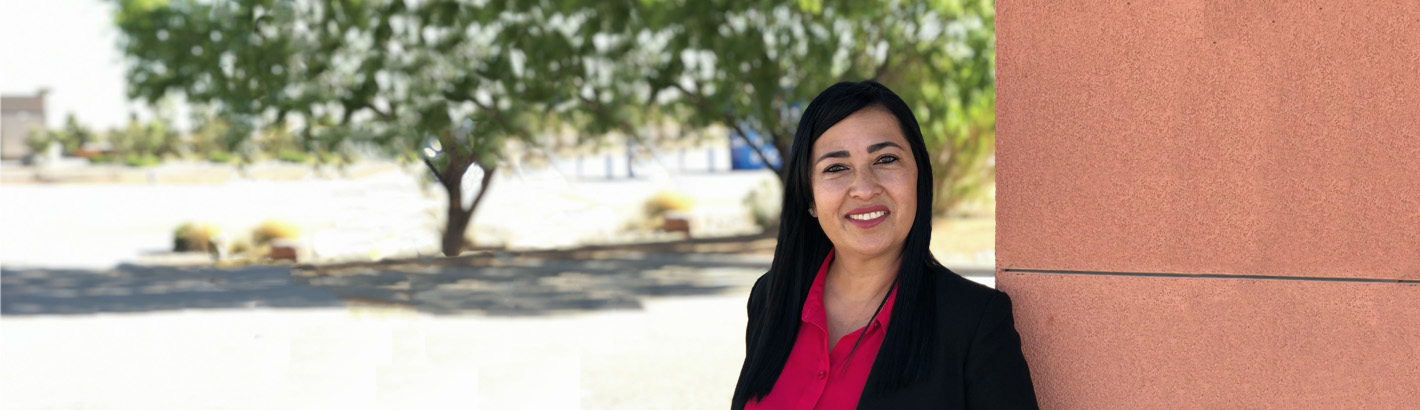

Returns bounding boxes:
[996,1,1420,408]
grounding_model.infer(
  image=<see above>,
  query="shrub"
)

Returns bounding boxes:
[24,128,53,156]
[227,237,253,258]
[743,178,783,230]
[173,222,222,252]
[110,117,177,166]
[123,153,161,167]
[316,151,345,166]
[188,114,230,161]
[276,149,309,164]
[644,191,695,219]
[207,150,236,164]
[252,219,302,247]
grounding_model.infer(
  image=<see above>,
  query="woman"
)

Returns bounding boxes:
[732,81,1038,410]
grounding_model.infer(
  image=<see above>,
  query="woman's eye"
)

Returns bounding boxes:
[875,155,899,165]
[824,164,847,173]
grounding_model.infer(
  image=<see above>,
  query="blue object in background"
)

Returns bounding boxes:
[729,128,782,170]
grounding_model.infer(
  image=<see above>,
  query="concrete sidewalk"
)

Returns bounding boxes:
[2,252,767,409]
[1,294,754,410]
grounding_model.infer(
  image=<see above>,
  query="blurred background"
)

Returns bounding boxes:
[1,0,996,408]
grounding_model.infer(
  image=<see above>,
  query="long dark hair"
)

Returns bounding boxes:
[732,80,943,407]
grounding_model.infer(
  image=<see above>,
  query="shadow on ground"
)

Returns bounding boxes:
[1,253,771,317]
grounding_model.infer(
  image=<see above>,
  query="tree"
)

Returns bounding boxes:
[186,109,234,162]
[112,0,589,256]
[600,0,997,213]
[109,115,176,166]
[111,0,998,262]
[870,0,996,213]
[57,114,96,155]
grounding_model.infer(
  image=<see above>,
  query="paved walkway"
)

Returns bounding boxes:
[2,293,756,409]
[2,252,766,409]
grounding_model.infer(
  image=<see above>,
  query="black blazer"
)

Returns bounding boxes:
[737,266,1039,410]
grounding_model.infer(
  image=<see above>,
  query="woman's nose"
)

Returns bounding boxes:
[849,170,884,199]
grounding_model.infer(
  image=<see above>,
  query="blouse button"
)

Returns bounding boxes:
[816,370,827,380]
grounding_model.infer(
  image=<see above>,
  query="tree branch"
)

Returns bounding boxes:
[469,96,529,142]
[466,164,497,214]
[422,157,445,182]
[670,82,782,174]
[576,85,647,147]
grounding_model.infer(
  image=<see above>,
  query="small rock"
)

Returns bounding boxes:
[269,239,301,262]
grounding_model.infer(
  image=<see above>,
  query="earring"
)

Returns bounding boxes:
[808,208,817,218]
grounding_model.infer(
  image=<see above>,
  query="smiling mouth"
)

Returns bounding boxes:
[847,211,887,221]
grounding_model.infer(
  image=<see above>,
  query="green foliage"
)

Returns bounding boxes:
[594,0,998,213]
[24,127,53,156]
[744,177,784,230]
[109,117,176,166]
[110,0,593,255]
[24,114,95,157]
[110,0,570,164]
[276,149,310,164]
[58,114,95,155]
[316,151,346,166]
[186,111,231,161]
[111,0,998,226]
[252,125,308,163]
[90,154,118,164]
[123,153,162,167]
[207,150,236,164]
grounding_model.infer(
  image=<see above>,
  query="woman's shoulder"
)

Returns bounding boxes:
[925,264,1006,318]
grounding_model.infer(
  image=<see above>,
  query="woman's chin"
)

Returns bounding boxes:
[834,238,898,258]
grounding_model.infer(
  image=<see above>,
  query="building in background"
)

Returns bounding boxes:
[1,89,49,161]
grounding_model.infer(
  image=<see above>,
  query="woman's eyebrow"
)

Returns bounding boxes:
[867,141,903,153]
[815,142,902,164]
[816,150,849,164]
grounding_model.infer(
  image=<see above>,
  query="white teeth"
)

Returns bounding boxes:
[848,211,886,221]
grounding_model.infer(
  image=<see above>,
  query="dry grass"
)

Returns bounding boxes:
[252,219,302,246]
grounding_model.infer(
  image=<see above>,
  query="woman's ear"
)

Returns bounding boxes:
[808,206,817,218]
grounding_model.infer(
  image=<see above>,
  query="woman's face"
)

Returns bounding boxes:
[809,106,918,260]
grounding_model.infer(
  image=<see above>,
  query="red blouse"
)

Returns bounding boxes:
[745,249,898,410]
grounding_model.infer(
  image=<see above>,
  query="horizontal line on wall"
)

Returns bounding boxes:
[1000,269,1420,284]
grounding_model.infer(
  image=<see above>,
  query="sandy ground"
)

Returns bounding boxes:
[0,164,779,269]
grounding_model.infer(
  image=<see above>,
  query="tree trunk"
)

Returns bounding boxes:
[439,162,497,256]
[932,149,957,216]
[770,133,791,184]
[441,187,473,257]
